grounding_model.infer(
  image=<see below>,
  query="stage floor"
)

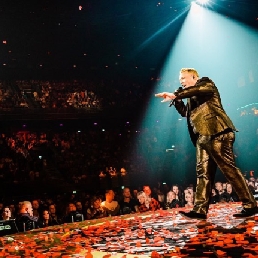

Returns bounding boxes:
[1,203,258,257]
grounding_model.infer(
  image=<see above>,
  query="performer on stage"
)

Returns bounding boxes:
[155,68,257,219]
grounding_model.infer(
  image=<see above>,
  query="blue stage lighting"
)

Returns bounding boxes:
[196,0,209,5]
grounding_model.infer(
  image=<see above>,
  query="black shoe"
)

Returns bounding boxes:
[179,211,206,220]
[233,207,258,218]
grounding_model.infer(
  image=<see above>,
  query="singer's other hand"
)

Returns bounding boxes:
[155,92,176,103]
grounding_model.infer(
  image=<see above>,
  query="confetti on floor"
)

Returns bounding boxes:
[1,203,258,257]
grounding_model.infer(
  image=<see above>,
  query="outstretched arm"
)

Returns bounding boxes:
[155,92,176,103]
[155,91,187,117]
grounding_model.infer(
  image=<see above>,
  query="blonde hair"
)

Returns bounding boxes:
[19,201,32,213]
[21,201,31,209]
[137,191,150,208]
[137,191,146,199]
[180,68,199,78]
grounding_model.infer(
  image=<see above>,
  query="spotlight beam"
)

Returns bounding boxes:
[196,0,210,5]
[135,7,189,54]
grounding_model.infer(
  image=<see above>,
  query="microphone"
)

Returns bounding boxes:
[169,99,176,107]
[169,86,183,107]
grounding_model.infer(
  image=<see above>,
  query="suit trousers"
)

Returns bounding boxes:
[193,131,256,215]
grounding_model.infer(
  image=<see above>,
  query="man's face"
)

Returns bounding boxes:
[143,186,151,197]
[215,183,223,191]
[49,205,56,214]
[32,200,39,209]
[26,204,33,216]
[93,199,101,209]
[179,72,197,88]
[68,203,76,212]
[123,188,131,198]
[106,191,115,202]
[76,202,82,210]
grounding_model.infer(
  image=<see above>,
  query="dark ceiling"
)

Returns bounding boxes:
[0,0,257,80]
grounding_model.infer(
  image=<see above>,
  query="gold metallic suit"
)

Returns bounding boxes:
[174,77,256,215]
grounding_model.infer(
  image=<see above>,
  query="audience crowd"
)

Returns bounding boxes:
[0,79,146,111]
[0,126,257,236]
[0,79,257,237]
[1,178,258,235]
[0,127,146,185]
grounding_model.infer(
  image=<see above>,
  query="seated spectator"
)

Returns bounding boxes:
[137,191,160,212]
[143,185,161,209]
[8,204,17,218]
[32,199,41,218]
[101,190,120,216]
[222,182,227,192]
[214,181,232,202]
[0,206,13,220]
[143,185,159,202]
[210,188,220,204]
[218,183,240,203]
[165,191,181,209]
[119,187,139,214]
[248,181,256,195]
[16,201,39,232]
[156,187,165,209]
[38,209,58,228]
[63,203,84,223]
[132,189,138,200]
[225,183,239,202]
[171,184,183,206]
[48,204,62,225]
[249,176,256,185]
[83,198,91,215]
[86,196,107,220]
[137,191,149,212]
[215,181,225,196]
[75,201,83,214]
[182,187,194,206]
[184,193,194,208]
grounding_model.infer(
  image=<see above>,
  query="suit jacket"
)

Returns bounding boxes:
[174,77,236,145]
[16,213,39,232]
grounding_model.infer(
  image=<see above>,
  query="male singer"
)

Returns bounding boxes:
[155,68,257,219]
